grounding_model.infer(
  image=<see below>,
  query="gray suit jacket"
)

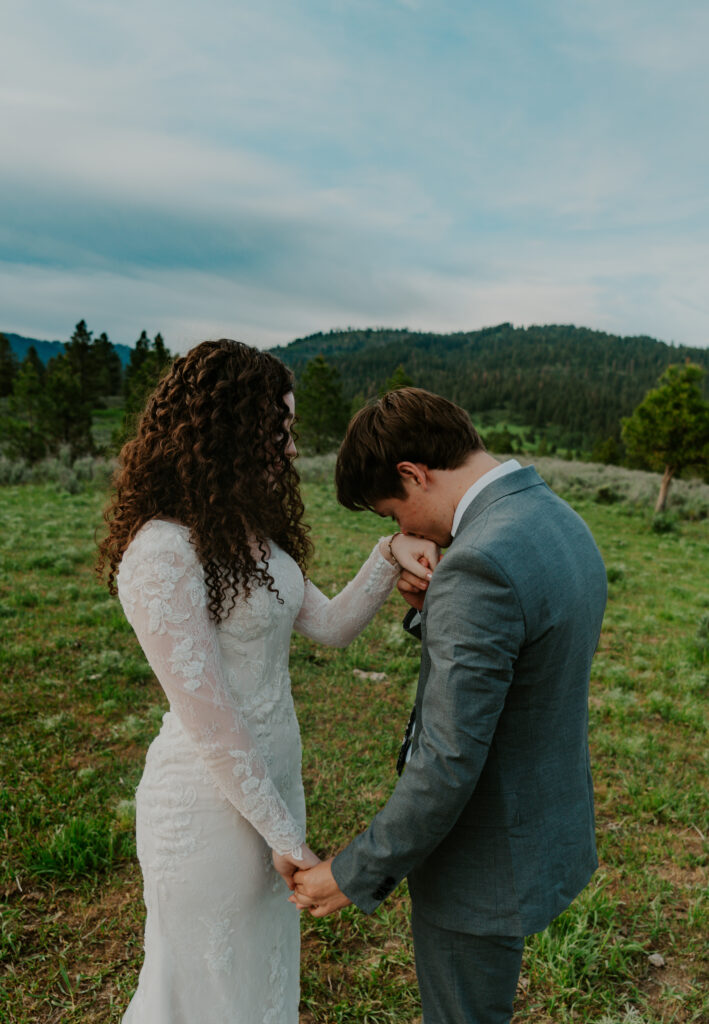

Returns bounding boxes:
[332,466,607,936]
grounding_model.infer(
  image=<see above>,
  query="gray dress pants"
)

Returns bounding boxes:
[411,908,524,1024]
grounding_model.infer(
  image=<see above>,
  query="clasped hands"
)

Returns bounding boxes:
[273,849,349,917]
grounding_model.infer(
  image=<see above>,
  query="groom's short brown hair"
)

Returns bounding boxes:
[335,387,484,511]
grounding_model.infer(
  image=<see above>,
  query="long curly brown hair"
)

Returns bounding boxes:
[97,339,312,621]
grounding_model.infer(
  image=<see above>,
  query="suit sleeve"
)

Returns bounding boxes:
[332,547,526,912]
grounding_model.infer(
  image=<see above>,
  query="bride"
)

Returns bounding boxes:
[97,339,437,1023]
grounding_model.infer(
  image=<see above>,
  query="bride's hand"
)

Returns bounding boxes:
[386,534,441,581]
[272,844,321,891]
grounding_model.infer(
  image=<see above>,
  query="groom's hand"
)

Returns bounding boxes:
[397,567,428,611]
[398,548,443,610]
[291,857,351,917]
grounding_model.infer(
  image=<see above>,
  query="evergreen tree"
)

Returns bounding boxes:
[483,427,518,454]
[129,329,152,376]
[350,391,367,417]
[43,353,94,455]
[123,331,172,410]
[591,435,623,465]
[153,331,169,365]
[380,363,415,395]
[296,355,349,454]
[0,333,18,398]
[622,363,709,511]
[22,345,46,384]
[63,319,122,405]
[91,332,123,397]
[1,342,96,459]
[116,331,172,446]
[64,319,96,405]
[1,349,47,460]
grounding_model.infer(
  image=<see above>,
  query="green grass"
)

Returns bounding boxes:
[1,467,707,1022]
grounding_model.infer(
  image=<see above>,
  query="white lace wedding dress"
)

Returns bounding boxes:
[116,519,399,1024]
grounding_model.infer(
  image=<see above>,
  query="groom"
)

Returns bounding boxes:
[293,388,607,1024]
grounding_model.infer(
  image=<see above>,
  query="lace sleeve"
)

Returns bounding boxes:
[294,540,400,648]
[117,522,304,858]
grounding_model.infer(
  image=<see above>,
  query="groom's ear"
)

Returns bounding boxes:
[396,461,430,491]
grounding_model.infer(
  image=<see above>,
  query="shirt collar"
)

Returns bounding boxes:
[451,459,522,537]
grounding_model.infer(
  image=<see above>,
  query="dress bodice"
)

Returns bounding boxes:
[216,544,303,733]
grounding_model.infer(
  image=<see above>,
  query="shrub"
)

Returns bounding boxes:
[0,452,116,489]
[297,452,338,484]
[595,485,621,505]
[0,456,30,485]
[651,512,679,534]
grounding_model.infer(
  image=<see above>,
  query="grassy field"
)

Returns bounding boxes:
[1,462,707,1023]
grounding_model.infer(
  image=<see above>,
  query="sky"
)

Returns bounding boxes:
[2,0,708,352]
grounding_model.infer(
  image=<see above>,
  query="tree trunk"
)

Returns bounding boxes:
[655,464,675,512]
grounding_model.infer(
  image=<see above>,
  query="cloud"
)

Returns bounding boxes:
[554,0,709,76]
[1,1,707,351]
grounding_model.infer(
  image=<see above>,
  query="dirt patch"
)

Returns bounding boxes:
[3,868,143,1024]
[641,961,702,1022]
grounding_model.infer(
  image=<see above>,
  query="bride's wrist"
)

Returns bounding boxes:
[379,534,400,567]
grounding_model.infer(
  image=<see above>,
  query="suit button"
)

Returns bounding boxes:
[373,876,396,901]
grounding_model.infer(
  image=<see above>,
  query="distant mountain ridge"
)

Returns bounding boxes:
[6,324,709,449]
[3,332,134,367]
[270,323,709,448]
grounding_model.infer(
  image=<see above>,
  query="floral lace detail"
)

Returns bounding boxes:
[263,920,288,1024]
[202,899,237,974]
[151,783,201,875]
[223,651,295,736]
[230,748,303,858]
[169,635,207,692]
[221,581,278,643]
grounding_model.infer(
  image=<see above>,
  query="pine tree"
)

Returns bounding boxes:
[483,427,518,454]
[0,333,18,398]
[380,364,415,395]
[43,353,95,455]
[116,331,172,446]
[1,349,47,460]
[622,363,709,511]
[22,345,46,383]
[296,355,349,454]
[64,319,96,405]
[91,332,123,397]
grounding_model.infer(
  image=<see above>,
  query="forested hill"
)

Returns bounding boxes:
[270,324,709,448]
